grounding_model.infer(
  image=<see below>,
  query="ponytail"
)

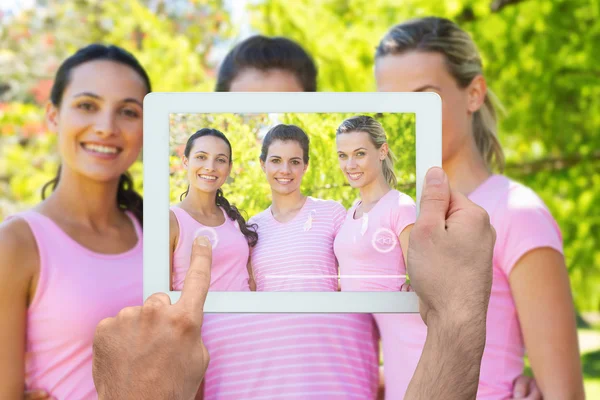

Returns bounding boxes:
[473,91,505,172]
[381,149,398,188]
[216,189,258,247]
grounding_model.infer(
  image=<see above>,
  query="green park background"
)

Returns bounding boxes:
[1,0,599,395]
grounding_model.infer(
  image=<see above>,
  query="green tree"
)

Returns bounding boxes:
[169,112,416,217]
[249,0,600,311]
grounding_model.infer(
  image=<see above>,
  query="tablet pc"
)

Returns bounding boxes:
[143,92,441,312]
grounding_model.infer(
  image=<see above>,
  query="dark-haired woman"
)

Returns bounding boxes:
[170,128,257,293]
[0,44,150,398]
[215,34,317,92]
[169,128,261,399]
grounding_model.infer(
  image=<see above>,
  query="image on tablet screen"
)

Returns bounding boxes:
[168,112,416,294]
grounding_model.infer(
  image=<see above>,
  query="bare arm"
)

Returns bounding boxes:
[404,167,494,400]
[399,224,413,266]
[405,317,486,399]
[169,210,180,291]
[509,248,585,399]
[0,219,39,398]
[247,259,256,291]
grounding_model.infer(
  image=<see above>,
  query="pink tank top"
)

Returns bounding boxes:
[170,206,250,291]
[11,210,143,399]
[170,205,254,399]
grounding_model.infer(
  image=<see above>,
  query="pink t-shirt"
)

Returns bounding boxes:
[361,175,565,399]
[334,189,416,291]
[225,196,380,399]
[4,210,143,399]
[170,206,250,291]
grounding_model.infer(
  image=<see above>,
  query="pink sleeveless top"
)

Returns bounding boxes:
[10,210,143,399]
[170,206,255,399]
[170,206,250,291]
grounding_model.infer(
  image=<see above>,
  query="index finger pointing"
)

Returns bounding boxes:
[179,235,212,316]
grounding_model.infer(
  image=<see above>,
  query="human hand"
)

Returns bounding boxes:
[92,236,212,400]
[510,375,542,399]
[407,167,495,327]
[24,390,55,400]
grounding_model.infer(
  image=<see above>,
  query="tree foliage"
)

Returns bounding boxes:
[169,112,415,217]
[247,0,600,312]
[0,0,598,311]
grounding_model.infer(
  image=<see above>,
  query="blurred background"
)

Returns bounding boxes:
[168,112,415,211]
[1,0,599,394]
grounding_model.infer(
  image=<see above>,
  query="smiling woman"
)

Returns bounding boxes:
[0,44,151,398]
[169,128,258,294]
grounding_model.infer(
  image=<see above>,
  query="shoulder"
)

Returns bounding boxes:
[308,197,346,214]
[485,176,563,274]
[0,215,39,286]
[491,175,555,225]
[248,208,269,227]
[169,209,180,234]
[390,190,416,207]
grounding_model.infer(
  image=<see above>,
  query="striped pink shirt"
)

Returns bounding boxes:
[230,196,381,399]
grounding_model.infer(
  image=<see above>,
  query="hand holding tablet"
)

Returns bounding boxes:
[92,236,212,400]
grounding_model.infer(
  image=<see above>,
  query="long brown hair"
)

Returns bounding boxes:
[180,128,258,247]
[41,44,150,225]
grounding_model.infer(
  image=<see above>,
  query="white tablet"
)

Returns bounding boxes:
[143,92,441,313]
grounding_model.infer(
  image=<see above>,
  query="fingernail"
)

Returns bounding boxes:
[195,236,209,246]
[426,167,445,186]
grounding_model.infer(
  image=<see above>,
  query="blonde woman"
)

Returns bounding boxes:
[373,16,584,399]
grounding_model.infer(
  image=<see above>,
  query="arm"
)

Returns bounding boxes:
[509,248,585,399]
[399,224,413,291]
[169,210,180,291]
[405,317,486,399]
[0,219,39,398]
[404,167,494,400]
[247,258,256,291]
[399,224,413,266]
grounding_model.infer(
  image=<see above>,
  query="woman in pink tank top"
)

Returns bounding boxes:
[372,17,584,399]
[0,44,151,399]
[169,128,258,293]
[169,128,262,399]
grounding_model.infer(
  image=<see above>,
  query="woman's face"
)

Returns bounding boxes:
[183,135,232,194]
[375,51,485,163]
[229,68,304,92]
[46,60,147,183]
[336,130,387,190]
[261,139,308,196]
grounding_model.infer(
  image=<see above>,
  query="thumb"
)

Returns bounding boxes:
[415,167,450,234]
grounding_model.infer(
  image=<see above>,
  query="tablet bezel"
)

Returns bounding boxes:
[143,92,441,313]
